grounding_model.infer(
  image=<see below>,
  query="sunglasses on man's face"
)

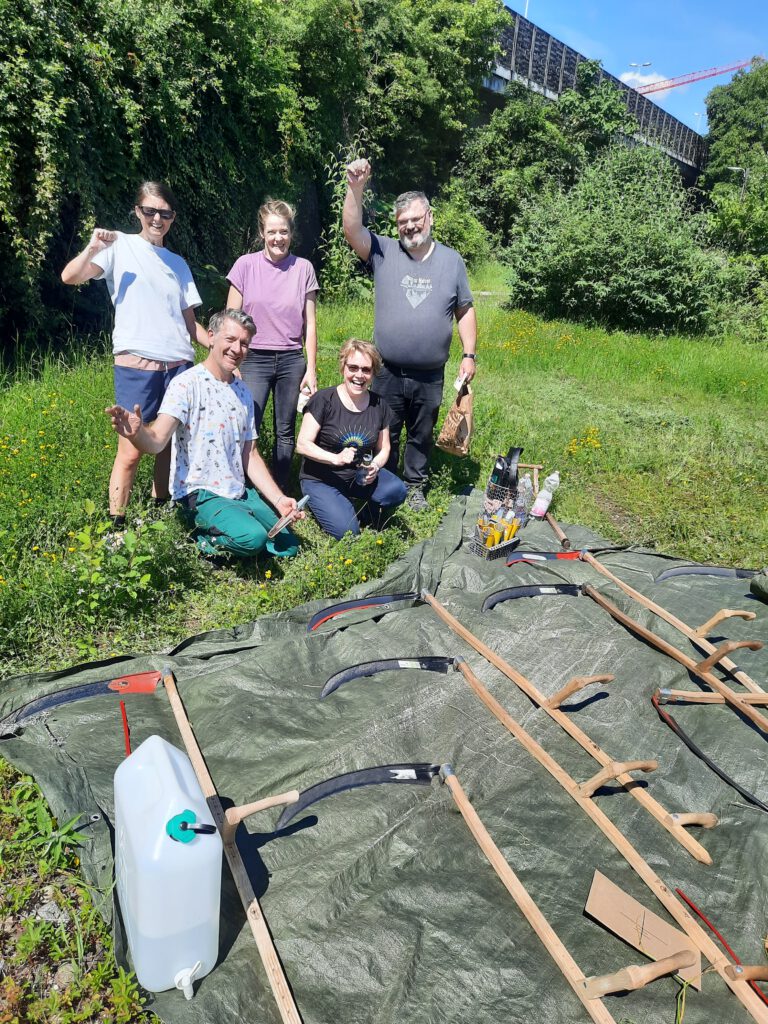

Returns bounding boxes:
[138,205,175,221]
[345,363,373,375]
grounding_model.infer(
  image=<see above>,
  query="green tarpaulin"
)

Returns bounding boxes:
[2,493,767,1024]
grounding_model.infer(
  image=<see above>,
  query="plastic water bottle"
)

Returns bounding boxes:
[513,473,534,525]
[114,735,222,998]
[530,471,560,518]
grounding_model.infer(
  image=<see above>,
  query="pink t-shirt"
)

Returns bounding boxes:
[227,250,319,351]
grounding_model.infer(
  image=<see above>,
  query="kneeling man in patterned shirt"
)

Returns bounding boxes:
[106,309,304,558]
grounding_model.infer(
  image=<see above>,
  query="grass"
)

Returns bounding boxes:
[0,262,766,1020]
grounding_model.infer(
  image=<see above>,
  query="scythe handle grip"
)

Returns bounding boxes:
[694,608,757,638]
[547,674,614,709]
[727,965,768,983]
[696,640,763,674]
[223,791,300,845]
[582,950,696,998]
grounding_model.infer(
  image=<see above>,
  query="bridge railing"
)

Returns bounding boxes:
[495,8,706,170]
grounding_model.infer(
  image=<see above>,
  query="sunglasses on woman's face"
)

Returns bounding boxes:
[345,363,373,375]
[138,205,175,221]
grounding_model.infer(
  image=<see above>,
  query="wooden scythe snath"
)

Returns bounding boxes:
[581,585,767,733]
[438,766,619,1024]
[410,626,768,1023]
[579,551,765,695]
[419,592,717,865]
[162,669,303,1024]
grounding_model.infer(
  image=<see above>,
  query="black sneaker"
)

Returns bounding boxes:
[406,485,428,511]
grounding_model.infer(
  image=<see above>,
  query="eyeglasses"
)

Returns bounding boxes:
[345,363,373,375]
[396,211,428,230]
[138,205,175,221]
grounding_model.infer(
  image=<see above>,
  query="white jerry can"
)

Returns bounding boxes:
[114,734,223,998]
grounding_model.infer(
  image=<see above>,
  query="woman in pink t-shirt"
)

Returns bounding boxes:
[226,200,319,491]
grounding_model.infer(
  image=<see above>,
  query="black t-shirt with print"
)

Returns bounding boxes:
[300,387,393,485]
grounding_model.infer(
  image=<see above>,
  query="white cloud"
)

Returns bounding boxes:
[620,70,668,91]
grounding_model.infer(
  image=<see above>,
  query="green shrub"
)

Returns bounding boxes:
[505,146,745,334]
[432,181,493,265]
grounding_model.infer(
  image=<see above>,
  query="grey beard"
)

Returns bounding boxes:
[400,231,432,251]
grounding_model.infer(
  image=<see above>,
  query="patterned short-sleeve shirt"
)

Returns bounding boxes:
[159,364,256,500]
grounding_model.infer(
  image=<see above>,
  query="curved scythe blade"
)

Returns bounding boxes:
[654,565,758,584]
[321,656,456,698]
[276,763,441,830]
[482,584,583,613]
[0,670,162,738]
[307,592,419,632]
[506,551,582,565]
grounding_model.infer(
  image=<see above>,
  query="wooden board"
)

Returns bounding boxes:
[585,870,701,989]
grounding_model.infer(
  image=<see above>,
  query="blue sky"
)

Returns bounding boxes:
[504,1,766,132]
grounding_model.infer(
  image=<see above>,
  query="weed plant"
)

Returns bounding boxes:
[0,758,156,1022]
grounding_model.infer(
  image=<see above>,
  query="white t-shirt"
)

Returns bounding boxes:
[91,232,201,361]
[159,365,257,500]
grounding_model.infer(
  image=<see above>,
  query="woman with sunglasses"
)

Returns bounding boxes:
[61,181,202,525]
[226,199,318,492]
[296,339,407,539]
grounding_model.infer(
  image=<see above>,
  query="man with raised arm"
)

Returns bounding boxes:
[106,309,303,559]
[343,158,477,510]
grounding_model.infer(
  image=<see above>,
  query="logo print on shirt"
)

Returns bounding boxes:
[401,274,432,309]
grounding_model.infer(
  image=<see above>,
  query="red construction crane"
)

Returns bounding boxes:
[638,59,752,94]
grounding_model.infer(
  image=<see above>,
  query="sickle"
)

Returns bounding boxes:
[651,691,768,814]
[655,565,758,584]
[321,656,456,698]
[276,763,440,829]
[0,670,162,738]
[308,592,419,632]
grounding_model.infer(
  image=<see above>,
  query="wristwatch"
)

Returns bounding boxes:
[462,353,476,360]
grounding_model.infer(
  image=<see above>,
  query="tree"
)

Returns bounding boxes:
[456,60,637,246]
[457,83,576,245]
[351,0,507,194]
[703,58,768,258]
[557,60,637,157]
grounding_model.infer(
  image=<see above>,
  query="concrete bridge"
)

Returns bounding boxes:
[487,6,706,177]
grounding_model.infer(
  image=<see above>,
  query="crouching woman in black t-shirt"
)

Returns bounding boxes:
[296,339,407,539]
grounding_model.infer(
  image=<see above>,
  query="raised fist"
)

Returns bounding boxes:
[88,228,118,255]
[346,158,372,190]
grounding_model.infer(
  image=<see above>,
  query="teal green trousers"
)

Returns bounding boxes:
[181,487,299,559]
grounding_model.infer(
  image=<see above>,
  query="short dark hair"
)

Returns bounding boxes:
[208,308,257,338]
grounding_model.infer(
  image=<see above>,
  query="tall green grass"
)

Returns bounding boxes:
[1,268,766,677]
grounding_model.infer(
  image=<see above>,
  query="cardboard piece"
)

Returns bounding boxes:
[585,870,702,990]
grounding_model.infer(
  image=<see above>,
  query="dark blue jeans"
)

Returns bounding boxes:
[370,363,445,487]
[240,348,306,490]
[300,469,408,540]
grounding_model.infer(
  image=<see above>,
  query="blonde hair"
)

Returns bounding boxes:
[257,199,296,242]
[338,339,382,376]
